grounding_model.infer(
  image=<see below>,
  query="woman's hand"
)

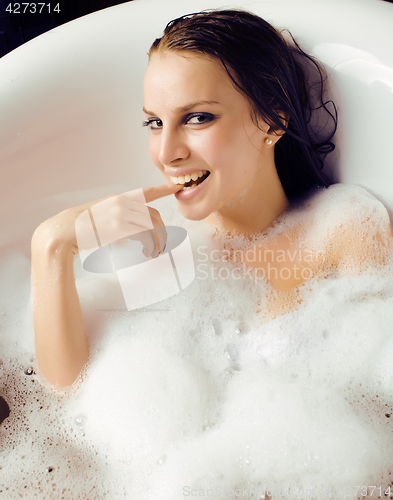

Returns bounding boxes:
[31,181,182,390]
[32,182,182,259]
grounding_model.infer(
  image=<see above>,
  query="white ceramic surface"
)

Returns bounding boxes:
[0,0,392,248]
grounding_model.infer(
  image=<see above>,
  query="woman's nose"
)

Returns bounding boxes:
[157,127,190,165]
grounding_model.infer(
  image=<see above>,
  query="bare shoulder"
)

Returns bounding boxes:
[305,184,392,271]
[253,185,392,321]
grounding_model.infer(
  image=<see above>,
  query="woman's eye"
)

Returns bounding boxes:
[142,113,215,130]
[186,113,215,125]
[142,118,162,130]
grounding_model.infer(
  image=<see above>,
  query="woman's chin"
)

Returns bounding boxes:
[176,202,212,222]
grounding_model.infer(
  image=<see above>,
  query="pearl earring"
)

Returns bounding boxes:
[265,137,273,145]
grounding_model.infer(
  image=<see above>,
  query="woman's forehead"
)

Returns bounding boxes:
[143,50,238,109]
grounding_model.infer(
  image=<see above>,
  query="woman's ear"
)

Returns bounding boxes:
[278,111,289,131]
[265,111,289,145]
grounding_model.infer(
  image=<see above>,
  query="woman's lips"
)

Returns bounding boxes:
[174,171,211,201]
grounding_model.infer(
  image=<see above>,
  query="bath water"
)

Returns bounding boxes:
[0,184,393,499]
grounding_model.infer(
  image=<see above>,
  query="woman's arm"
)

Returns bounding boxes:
[31,182,181,390]
[31,218,89,389]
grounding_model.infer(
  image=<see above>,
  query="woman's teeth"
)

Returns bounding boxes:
[170,170,209,189]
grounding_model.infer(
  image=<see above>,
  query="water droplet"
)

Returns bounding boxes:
[74,414,86,426]
[46,467,54,473]
[225,345,239,361]
[211,318,222,335]
[235,321,250,335]
[24,367,34,376]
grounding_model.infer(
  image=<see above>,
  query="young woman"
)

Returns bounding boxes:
[31,9,392,389]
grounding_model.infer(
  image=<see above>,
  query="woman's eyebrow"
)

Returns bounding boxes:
[142,100,219,116]
[174,100,220,113]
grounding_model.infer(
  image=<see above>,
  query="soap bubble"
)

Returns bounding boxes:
[1,187,393,498]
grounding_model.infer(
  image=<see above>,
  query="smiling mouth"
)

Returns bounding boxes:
[181,171,211,189]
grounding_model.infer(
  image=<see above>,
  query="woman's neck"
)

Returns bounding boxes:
[206,162,289,240]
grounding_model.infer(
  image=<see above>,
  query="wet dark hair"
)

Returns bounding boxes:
[149,9,337,200]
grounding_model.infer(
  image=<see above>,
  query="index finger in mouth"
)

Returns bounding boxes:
[143,182,183,204]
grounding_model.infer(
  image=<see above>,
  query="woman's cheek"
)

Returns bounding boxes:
[148,137,162,171]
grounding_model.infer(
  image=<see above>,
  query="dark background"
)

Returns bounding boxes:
[0,0,131,57]
[1,0,393,58]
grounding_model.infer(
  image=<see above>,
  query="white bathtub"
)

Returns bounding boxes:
[1,0,393,497]
[1,0,393,251]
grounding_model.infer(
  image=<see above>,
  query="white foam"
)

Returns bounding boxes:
[1,184,393,498]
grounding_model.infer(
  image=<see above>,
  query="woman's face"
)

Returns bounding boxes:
[143,50,272,221]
